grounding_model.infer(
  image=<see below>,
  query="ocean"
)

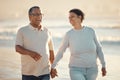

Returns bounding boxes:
[0,19,120,80]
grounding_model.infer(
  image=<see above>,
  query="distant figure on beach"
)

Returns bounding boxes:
[15,6,55,80]
[51,8,107,80]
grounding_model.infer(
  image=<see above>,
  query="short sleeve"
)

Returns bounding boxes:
[15,28,23,46]
[48,31,54,50]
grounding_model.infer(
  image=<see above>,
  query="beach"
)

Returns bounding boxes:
[0,45,120,80]
[0,47,21,80]
[0,0,120,79]
[0,19,120,80]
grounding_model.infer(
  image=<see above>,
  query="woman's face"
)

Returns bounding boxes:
[69,12,82,26]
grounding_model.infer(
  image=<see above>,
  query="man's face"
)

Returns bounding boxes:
[29,8,42,26]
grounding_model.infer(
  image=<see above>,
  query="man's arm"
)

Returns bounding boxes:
[48,36,57,78]
[48,38,55,64]
[15,45,42,61]
[49,50,58,78]
[49,50,54,64]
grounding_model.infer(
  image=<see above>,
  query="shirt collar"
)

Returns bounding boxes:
[29,24,44,31]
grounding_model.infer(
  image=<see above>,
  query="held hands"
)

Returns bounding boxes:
[101,67,107,77]
[50,68,58,78]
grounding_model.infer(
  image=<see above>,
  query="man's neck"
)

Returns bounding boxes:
[30,23,41,30]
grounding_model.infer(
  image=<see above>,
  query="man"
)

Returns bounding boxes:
[15,6,55,80]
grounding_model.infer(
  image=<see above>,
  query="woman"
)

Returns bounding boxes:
[51,9,107,80]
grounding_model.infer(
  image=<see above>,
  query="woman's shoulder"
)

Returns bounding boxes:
[66,28,74,34]
[62,29,73,38]
[84,26,95,32]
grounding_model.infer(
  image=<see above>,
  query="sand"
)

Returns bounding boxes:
[0,47,120,80]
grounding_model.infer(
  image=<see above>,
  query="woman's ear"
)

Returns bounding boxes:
[78,16,82,22]
[78,15,82,19]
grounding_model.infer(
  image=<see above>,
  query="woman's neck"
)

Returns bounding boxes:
[73,23,83,30]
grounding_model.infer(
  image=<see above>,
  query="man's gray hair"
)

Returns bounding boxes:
[28,6,40,15]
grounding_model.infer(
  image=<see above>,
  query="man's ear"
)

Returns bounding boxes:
[29,15,31,19]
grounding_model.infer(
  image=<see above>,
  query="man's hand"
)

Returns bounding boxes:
[29,52,42,61]
[50,68,58,78]
[16,45,42,61]
[101,67,107,77]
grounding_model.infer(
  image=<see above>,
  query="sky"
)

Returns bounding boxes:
[0,0,120,20]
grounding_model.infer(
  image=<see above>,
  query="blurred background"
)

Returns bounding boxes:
[0,0,120,80]
[0,0,120,19]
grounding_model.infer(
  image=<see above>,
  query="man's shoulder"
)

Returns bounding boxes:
[18,25,29,32]
[43,27,51,33]
[43,27,48,31]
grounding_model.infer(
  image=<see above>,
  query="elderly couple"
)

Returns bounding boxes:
[15,6,106,80]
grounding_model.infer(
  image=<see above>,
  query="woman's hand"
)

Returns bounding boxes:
[101,67,107,77]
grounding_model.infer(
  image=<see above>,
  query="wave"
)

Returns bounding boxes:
[0,24,120,47]
[0,35,119,47]
[101,40,120,45]
[52,37,120,45]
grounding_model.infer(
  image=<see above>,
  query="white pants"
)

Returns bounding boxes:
[69,67,98,80]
